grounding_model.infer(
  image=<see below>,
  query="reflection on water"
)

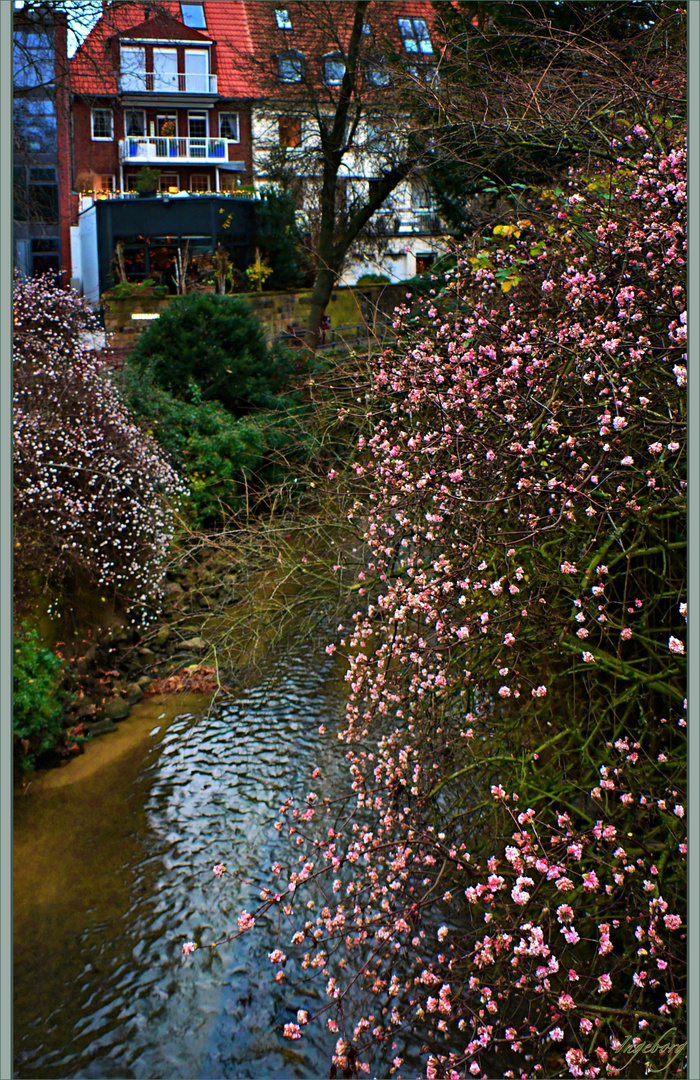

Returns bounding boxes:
[14,651,345,1079]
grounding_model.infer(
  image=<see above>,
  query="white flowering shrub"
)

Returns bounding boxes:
[13,275,184,619]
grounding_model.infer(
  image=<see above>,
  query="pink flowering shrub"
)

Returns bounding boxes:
[14,275,184,618]
[197,129,686,1078]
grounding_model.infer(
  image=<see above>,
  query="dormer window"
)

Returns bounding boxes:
[278,49,304,82]
[323,53,345,86]
[181,3,206,28]
[275,8,293,29]
[366,59,390,87]
[398,16,433,55]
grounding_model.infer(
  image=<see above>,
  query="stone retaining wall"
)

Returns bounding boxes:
[102,283,413,349]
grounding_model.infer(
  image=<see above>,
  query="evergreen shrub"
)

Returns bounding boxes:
[129,293,297,416]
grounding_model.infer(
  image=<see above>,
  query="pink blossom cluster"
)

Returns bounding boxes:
[221,130,686,1079]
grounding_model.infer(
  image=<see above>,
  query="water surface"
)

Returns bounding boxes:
[14,650,346,1079]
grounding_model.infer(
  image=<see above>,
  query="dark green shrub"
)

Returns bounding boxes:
[356,273,391,285]
[129,294,297,416]
[121,366,315,525]
[13,625,67,774]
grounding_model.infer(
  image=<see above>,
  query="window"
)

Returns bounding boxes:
[157,115,177,137]
[120,44,146,91]
[416,253,435,274]
[407,64,437,83]
[190,175,210,192]
[219,112,239,141]
[31,237,60,276]
[278,49,304,82]
[411,181,431,210]
[181,2,206,28]
[14,97,57,153]
[275,8,292,29]
[91,109,113,140]
[362,21,371,35]
[366,60,390,87]
[278,115,302,148]
[124,109,145,137]
[158,173,179,192]
[13,29,54,88]
[97,175,115,193]
[398,16,433,55]
[323,53,345,85]
[28,167,58,223]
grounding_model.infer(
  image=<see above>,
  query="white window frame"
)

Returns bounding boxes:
[91,108,113,140]
[275,8,292,29]
[219,112,240,142]
[184,48,209,94]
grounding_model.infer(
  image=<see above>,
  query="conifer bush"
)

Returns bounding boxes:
[128,293,298,416]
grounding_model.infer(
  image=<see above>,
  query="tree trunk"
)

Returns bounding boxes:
[305,264,338,350]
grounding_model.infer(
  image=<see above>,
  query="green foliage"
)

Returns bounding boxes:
[356,273,391,285]
[254,187,312,291]
[133,166,161,194]
[129,293,296,416]
[13,625,67,774]
[121,364,316,526]
[109,278,168,299]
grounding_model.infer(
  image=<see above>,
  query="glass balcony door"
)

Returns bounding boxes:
[188,112,207,158]
[184,49,209,93]
[156,115,178,158]
[153,48,178,92]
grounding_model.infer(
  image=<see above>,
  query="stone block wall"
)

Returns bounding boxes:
[102,283,413,350]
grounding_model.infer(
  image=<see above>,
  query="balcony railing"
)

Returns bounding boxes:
[119,71,218,94]
[120,137,238,163]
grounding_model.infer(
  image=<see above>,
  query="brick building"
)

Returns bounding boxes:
[68,0,445,295]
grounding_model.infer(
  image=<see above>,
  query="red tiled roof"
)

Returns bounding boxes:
[70,1,438,99]
[119,12,213,42]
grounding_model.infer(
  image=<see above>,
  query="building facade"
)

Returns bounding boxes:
[68,0,446,296]
[13,4,72,282]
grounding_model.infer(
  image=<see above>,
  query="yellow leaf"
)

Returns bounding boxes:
[501,280,513,293]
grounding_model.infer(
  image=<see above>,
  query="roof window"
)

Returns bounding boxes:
[181,3,206,28]
[323,53,345,85]
[398,16,433,55]
[275,9,293,29]
[278,49,304,82]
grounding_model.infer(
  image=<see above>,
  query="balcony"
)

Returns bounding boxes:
[118,71,218,94]
[120,137,239,164]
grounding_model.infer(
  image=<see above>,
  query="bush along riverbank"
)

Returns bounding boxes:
[14,554,247,778]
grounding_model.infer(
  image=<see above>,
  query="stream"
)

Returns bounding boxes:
[14,647,349,1080]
